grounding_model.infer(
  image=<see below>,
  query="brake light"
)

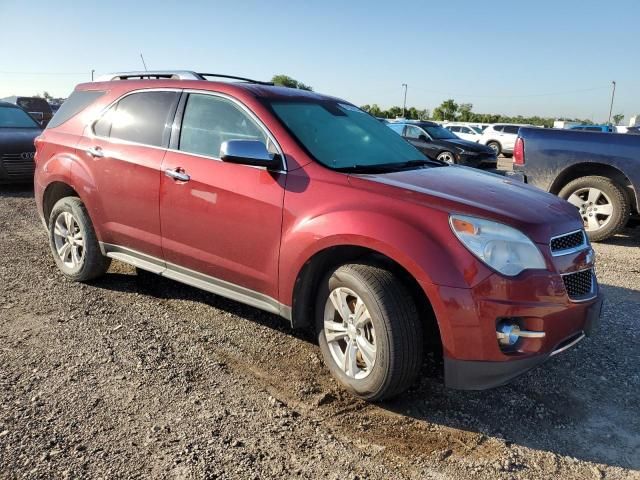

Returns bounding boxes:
[513,137,525,165]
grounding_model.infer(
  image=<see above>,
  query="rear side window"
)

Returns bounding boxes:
[448,126,460,132]
[47,90,105,129]
[94,91,180,147]
[503,125,520,134]
[179,93,268,158]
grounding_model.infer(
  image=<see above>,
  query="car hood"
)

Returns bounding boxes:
[435,137,493,153]
[352,166,582,243]
[0,128,41,153]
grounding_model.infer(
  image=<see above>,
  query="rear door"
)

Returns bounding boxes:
[502,125,520,150]
[159,91,285,300]
[75,89,180,259]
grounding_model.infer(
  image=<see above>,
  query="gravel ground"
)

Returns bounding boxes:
[0,181,638,480]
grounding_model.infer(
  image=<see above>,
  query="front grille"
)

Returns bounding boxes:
[550,230,586,254]
[562,268,595,300]
[1,153,35,178]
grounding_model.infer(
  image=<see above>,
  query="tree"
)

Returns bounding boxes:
[432,99,458,121]
[271,74,312,91]
[612,113,624,125]
[457,103,473,122]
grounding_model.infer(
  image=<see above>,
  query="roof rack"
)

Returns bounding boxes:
[94,70,273,85]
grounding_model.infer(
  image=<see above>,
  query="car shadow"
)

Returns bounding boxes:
[90,266,639,470]
[0,184,34,198]
[598,225,640,247]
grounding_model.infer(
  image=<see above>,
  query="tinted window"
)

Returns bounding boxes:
[405,125,425,139]
[179,94,268,158]
[47,90,105,129]
[448,126,460,132]
[16,97,51,114]
[0,106,40,128]
[492,125,504,132]
[94,91,179,147]
[503,125,520,134]
[387,123,405,135]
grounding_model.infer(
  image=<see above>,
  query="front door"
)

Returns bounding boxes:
[159,92,285,300]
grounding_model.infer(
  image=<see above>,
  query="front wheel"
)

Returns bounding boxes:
[559,176,630,242]
[316,264,423,401]
[48,197,111,281]
[486,141,501,156]
[437,151,456,164]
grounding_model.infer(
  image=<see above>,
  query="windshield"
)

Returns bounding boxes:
[0,107,39,128]
[268,101,429,170]
[422,125,459,140]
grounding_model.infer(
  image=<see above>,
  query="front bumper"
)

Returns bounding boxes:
[444,294,603,389]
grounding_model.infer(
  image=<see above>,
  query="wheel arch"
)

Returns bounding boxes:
[290,244,444,357]
[42,181,80,223]
[550,162,638,212]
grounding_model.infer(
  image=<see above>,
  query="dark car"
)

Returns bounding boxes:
[626,126,640,135]
[2,96,53,127]
[512,127,640,241]
[33,71,601,401]
[0,101,41,183]
[387,121,497,168]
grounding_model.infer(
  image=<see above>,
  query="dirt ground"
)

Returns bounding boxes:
[1,178,639,479]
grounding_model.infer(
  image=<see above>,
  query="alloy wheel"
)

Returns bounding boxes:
[566,187,614,232]
[323,287,377,379]
[437,152,455,164]
[53,211,85,269]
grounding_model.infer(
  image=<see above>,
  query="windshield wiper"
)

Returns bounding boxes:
[334,158,446,173]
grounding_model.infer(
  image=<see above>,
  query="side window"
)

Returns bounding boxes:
[387,123,405,135]
[504,125,520,135]
[492,125,504,133]
[448,126,460,132]
[405,125,426,139]
[48,90,105,129]
[93,91,179,147]
[179,93,268,158]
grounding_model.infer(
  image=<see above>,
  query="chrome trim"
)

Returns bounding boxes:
[560,267,598,303]
[100,242,292,321]
[164,169,191,182]
[87,88,287,173]
[550,332,586,357]
[550,229,588,257]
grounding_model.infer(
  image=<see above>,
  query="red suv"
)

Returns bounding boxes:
[34,71,603,401]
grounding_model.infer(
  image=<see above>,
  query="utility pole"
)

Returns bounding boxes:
[608,80,616,125]
[91,69,95,81]
[402,83,408,118]
[140,54,148,71]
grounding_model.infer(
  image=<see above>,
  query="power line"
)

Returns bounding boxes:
[406,85,611,99]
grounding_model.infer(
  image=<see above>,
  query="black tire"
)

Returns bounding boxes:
[315,264,423,401]
[502,152,513,158]
[486,141,501,156]
[558,176,630,242]
[436,151,457,164]
[48,196,111,281]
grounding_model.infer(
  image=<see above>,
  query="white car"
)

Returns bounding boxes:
[478,124,530,157]
[443,124,484,142]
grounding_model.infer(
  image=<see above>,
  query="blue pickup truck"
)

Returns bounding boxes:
[512,127,639,241]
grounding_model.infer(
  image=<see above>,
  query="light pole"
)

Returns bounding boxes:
[608,80,616,125]
[402,83,408,118]
[91,69,95,81]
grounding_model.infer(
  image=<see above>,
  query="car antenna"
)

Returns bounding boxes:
[140,54,148,71]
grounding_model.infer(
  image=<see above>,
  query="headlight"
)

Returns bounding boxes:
[449,215,546,276]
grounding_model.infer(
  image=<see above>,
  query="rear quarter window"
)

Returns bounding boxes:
[47,90,106,129]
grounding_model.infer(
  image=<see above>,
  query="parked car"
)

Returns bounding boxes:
[569,125,614,133]
[1,96,53,127]
[479,124,530,157]
[443,123,483,142]
[35,71,602,401]
[625,126,640,135]
[387,121,497,168]
[0,101,41,183]
[512,127,640,241]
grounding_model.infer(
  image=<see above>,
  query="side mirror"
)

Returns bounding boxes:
[220,140,281,170]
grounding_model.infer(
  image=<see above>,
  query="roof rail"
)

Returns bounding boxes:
[94,71,273,85]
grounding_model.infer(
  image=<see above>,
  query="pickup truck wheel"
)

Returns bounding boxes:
[486,141,501,156]
[48,197,111,281]
[437,151,456,164]
[559,176,630,242]
[316,264,423,401]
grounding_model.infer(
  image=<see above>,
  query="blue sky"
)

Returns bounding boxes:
[1,0,638,121]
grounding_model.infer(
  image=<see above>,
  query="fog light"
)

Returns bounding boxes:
[496,322,545,346]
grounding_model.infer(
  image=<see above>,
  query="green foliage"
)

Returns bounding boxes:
[360,104,429,120]
[432,99,458,121]
[612,113,624,125]
[271,74,313,91]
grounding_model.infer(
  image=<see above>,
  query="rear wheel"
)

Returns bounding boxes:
[486,141,501,156]
[316,264,423,401]
[48,197,111,281]
[559,176,629,241]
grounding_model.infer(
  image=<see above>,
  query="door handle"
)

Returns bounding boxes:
[86,146,104,158]
[165,168,191,182]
